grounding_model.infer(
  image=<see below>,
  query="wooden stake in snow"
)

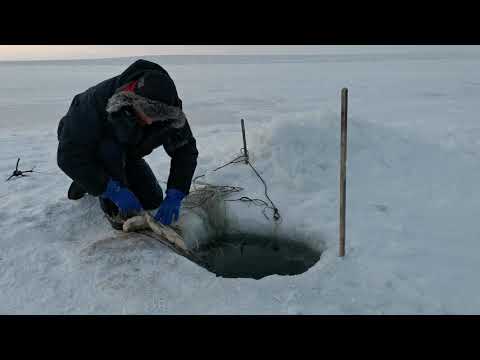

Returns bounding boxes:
[241,119,249,164]
[339,88,348,257]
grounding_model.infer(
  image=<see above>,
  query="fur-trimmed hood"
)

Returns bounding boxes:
[106,91,186,129]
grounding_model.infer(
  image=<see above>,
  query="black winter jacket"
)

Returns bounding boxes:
[57,59,198,196]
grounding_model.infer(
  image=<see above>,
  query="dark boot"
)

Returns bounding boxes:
[67,181,87,200]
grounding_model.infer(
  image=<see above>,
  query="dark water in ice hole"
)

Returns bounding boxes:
[194,233,322,280]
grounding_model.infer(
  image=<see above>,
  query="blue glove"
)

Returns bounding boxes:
[101,179,143,217]
[155,188,185,225]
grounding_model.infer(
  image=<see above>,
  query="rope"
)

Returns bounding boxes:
[188,148,282,223]
[212,155,245,172]
[183,185,242,210]
[245,160,281,221]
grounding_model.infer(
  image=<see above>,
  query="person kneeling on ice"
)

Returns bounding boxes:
[56,59,198,230]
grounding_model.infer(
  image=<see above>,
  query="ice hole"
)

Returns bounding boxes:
[179,183,323,279]
[193,232,322,280]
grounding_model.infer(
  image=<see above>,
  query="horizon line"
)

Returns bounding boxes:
[0,53,334,63]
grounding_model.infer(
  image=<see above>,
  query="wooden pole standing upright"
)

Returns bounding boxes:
[241,119,249,164]
[339,88,348,257]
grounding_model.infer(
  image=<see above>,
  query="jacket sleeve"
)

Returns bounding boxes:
[57,93,110,196]
[163,120,199,195]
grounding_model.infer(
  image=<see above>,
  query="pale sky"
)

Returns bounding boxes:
[0,45,478,61]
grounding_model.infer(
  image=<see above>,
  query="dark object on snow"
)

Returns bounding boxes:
[57,59,198,199]
[6,158,34,181]
[68,181,87,200]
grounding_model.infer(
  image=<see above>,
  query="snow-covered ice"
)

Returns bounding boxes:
[1,48,480,314]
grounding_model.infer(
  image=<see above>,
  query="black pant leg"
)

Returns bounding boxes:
[96,138,127,219]
[125,158,163,210]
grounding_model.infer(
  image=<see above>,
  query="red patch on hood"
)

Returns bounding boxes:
[122,79,139,93]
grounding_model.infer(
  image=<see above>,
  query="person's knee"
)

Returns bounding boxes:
[140,185,163,210]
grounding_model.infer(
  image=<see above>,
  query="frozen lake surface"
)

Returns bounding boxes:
[1,49,480,314]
